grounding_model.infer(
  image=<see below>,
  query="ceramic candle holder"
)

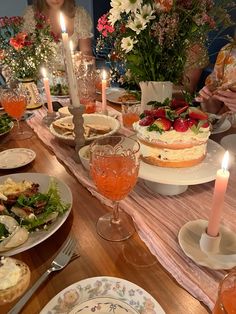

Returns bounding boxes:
[178,219,236,270]
[199,230,221,254]
[42,111,58,127]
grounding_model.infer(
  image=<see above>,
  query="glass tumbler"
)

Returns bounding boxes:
[213,268,236,313]
[74,53,96,114]
[121,101,140,130]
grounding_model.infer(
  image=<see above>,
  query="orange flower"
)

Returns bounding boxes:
[9,32,28,51]
[155,0,173,12]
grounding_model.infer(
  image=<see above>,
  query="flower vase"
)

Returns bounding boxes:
[18,78,42,110]
[139,81,173,111]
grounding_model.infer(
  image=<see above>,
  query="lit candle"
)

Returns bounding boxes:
[41,67,53,114]
[60,13,80,107]
[101,70,107,115]
[70,40,74,65]
[207,151,230,237]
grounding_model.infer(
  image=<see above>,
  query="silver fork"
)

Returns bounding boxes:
[8,236,76,314]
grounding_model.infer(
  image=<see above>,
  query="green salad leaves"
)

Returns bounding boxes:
[4,179,70,232]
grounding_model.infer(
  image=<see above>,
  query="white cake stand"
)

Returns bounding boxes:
[138,139,225,196]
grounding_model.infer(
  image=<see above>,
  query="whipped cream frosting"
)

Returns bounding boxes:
[133,122,210,144]
[0,257,21,290]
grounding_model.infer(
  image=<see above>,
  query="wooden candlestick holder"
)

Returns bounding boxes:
[68,105,85,162]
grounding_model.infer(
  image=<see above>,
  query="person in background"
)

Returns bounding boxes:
[196,37,236,114]
[22,0,93,69]
[182,43,209,94]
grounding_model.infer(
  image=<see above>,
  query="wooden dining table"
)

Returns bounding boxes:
[0,103,235,314]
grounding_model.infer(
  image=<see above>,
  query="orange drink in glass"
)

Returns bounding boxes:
[90,135,140,241]
[121,102,140,129]
[213,268,236,314]
[0,87,32,140]
[91,155,139,201]
[2,95,26,120]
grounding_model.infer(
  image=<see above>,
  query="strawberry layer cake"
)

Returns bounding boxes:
[133,99,211,168]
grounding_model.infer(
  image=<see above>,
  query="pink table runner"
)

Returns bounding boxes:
[27,107,236,310]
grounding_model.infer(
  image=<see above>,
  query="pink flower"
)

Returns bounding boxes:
[97,13,114,36]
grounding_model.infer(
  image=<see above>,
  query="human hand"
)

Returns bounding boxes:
[213,89,236,112]
[195,86,213,103]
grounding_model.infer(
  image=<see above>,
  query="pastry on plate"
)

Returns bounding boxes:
[0,257,30,305]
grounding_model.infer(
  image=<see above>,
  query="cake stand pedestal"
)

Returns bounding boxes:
[144,181,188,196]
[139,140,225,196]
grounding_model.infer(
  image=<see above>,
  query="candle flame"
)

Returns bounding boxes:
[60,13,66,33]
[221,151,229,171]
[102,70,107,80]
[41,67,47,78]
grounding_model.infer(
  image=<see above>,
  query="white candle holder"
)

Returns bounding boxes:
[68,105,85,162]
[178,219,236,270]
[42,111,58,127]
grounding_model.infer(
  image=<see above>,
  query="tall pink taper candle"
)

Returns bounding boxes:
[60,13,80,107]
[41,67,53,114]
[101,70,107,115]
[207,151,230,237]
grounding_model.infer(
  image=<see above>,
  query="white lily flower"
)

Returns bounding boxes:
[127,16,147,35]
[108,8,121,26]
[110,0,123,10]
[121,37,138,53]
[139,4,156,22]
[122,0,142,14]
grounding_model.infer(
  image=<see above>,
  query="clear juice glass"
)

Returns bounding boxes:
[213,268,236,314]
[121,101,140,130]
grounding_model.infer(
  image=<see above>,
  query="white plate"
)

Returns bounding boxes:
[1,173,72,256]
[0,148,36,169]
[96,87,123,95]
[178,219,236,270]
[139,140,225,185]
[50,114,120,146]
[220,134,236,155]
[106,87,139,104]
[211,119,231,134]
[40,276,165,314]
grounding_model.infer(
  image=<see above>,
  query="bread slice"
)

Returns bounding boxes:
[0,258,30,305]
[85,123,111,134]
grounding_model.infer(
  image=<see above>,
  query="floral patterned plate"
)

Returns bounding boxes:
[40,276,165,314]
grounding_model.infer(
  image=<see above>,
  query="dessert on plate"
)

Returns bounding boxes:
[133,99,211,167]
[0,257,30,304]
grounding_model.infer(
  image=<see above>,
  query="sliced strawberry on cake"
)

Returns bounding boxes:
[133,100,211,168]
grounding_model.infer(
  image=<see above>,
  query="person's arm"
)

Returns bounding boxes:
[196,86,226,114]
[75,6,93,55]
[214,89,236,112]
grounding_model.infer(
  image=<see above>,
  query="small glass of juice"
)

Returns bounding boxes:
[121,101,140,130]
[213,267,236,314]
